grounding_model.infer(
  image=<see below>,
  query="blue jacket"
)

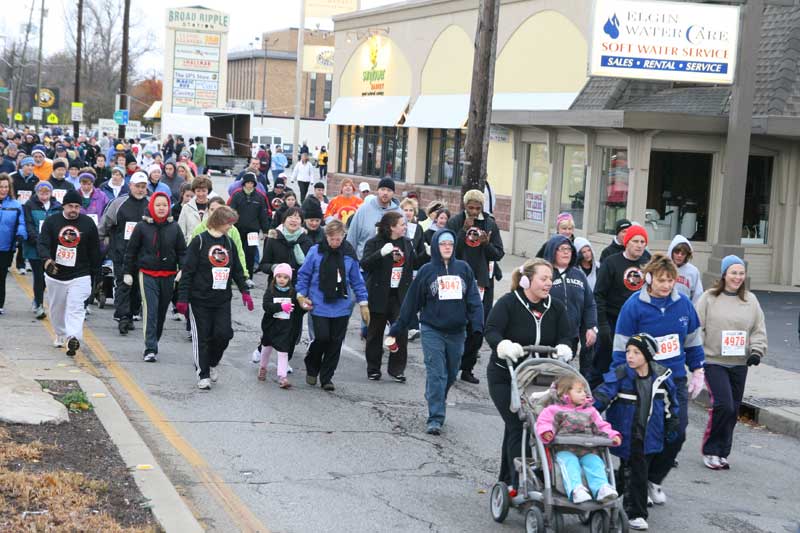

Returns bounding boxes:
[295,241,368,318]
[0,155,16,174]
[0,196,27,252]
[390,229,484,336]
[22,196,62,259]
[542,235,597,339]
[147,180,172,198]
[593,362,680,459]
[100,180,130,202]
[612,288,704,378]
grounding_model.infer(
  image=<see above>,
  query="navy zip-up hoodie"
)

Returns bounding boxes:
[542,235,597,339]
[390,229,484,336]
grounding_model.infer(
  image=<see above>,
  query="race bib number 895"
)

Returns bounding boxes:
[654,334,680,360]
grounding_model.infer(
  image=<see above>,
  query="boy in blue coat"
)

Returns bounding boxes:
[594,333,680,531]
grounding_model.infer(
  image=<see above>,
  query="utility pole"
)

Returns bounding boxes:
[34,0,45,129]
[73,0,83,138]
[261,37,268,125]
[118,0,130,139]
[13,0,36,126]
[461,0,500,198]
[292,1,306,168]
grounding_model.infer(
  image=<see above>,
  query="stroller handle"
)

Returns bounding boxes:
[508,345,559,414]
[522,345,558,356]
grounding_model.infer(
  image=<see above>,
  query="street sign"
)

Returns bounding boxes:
[14,113,22,121]
[46,113,59,125]
[71,102,84,122]
[32,106,43,120]
[0,87,10,94]
[98,118,117,132]
[113,109,129,125]
[126,120,142,137]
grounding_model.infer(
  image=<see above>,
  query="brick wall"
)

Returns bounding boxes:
[327,173,511,231]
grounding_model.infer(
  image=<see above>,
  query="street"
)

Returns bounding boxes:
[3,273,799,533]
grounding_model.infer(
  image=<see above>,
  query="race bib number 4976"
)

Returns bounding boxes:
[721,330,747,356]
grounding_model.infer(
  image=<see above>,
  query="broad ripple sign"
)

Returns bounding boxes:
[589,0,741,84]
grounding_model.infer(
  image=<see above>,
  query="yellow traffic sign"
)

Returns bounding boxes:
[46,112,59,124]
[14,113,22,121]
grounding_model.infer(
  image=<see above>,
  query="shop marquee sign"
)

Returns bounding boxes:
[589,0,740,84]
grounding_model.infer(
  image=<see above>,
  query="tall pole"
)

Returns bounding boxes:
[73,0,83,137]
[261,38,268,125]
[118,0,130,139]
[13,0,36,126]
[292,1,306,167]
[461,0,500,198]
[34,0,45,129]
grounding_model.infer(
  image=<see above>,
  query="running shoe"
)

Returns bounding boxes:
[209,367,219,382]
[132,314,142,321]
[461,371,480,384]
[703,455,722,470]
[17,268,26,275]
[719,457,730,469]
[66,337,80,357]
[34,306,46,319]
[251,348,261,363]
[647,482,666,505]
[53,336,65,348]
[306,375,317,386]
[170,308,182,321]
[287,364,293,374]
[143,352,157,363]
[596,484,618,503]
[407,329,420,341]
[426,424,441,436]
[322,382,335,391]
[629,517,649,530]
[389,373,407,383]
[197,378,211,390]
[368,372,381,381]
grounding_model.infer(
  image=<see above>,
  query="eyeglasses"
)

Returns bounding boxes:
[557,246,573,253]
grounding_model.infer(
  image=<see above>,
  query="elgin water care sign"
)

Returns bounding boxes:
[589,0,741,84]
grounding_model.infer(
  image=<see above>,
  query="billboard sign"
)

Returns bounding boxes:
[303,45,335,74]
[590,0,740,84]
[305,0,358,19]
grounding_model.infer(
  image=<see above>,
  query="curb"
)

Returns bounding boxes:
[692,389,800,440]
[19,365,203,533]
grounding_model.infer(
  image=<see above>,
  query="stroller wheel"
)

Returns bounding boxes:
[525,507,544,533]
[589,510,611,533]
[579,511,591,525]
[610,508,629,533]
[489,482,510,523]
[552,511,565,532]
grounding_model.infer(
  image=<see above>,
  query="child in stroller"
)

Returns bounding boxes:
[535,374,621,505]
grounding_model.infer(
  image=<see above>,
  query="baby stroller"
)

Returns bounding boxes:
[489,346,628,533]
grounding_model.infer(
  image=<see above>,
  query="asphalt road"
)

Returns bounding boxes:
[752,290,800,373]
[59,280,799,533]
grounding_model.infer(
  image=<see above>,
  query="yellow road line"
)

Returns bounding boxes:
[13,272,270,533]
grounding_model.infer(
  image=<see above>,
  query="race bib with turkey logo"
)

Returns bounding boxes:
[55,225,81,267]
[208,244,230,268]
[390,246,405,289]
[622,266,645,291]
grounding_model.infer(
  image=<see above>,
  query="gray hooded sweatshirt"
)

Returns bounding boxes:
[667,234,703,303]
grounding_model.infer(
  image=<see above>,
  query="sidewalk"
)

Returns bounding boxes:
[0,275,202,533]
[496,252,800,439]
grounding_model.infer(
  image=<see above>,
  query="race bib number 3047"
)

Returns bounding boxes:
[437,275,462,300]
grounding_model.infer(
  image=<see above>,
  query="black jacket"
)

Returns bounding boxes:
[230,189,270,234]
[360,234,419,314]
[37,213,101,281]
[593,250,652,329]
[260,285,302,352]
[177,231,248,306]
[600,240,625,262]
[48,176,75,191]
[447,211,505,288]
[123,216,187,275]
[259,229,313,282]
[485,289,572,371]
[98,194,150,263]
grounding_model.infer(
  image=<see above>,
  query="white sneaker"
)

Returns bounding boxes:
[718,457,730,469]
[171,308,182,321]
[572,485,592,504]
[287,364,293,374]
[408,329,420,341]
[209,367,219,382]
[17,268,26,275]
[53,336,65,348]
[251,348,261,363]
[84,306,92,316]
[703,455,722,470]
[647,482,666,505]
[197,378,211,390]
[596,484,618,503]
[132,314,142,321]
[629,517,649,530]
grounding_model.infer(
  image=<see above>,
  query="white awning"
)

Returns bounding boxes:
[491,92,578,111]
[325,96,409,126]
[143,100,162,120]
[404,94,470,129]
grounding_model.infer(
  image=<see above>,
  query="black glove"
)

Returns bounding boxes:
[16,235,24,247]
[665,416,680,443]
[44,260,59,276]
[746,353,761,367]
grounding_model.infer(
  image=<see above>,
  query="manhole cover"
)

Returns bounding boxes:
[743,396,800,408]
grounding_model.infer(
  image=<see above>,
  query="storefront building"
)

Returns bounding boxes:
[328,0,800,286]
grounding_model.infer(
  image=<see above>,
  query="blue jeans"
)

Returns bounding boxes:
[420,325,465,427]
[556,451,609,500]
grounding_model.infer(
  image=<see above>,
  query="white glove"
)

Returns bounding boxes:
[123,274,133,286]
[497,340,524,363]
[245,278,255,289]
[687,368,706,400]
[555,344,573,362]
[424,243,431,256]
[380,243,394,256]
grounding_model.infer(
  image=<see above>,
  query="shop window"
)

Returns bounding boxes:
[337,125,406,181]
[523,143,549,223]
[742,155,773,245]
[597,148,629,234]
[425,129,466,187]
[646,151,713,241]
[309,73,317,116]
[559,144,587,228]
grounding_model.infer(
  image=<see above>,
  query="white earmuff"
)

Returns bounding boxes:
[518,265,530,289]
[645,271,652,285]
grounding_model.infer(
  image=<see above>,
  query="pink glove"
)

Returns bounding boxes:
[242,293,254,311]
[281,301,294,313]
[687,368,705,400]
[176,302,188,316]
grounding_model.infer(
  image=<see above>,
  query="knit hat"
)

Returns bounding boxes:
[31,145,46,156]
[556,212,574,226]
[147,164,162,176]
[52,159,67,171]
[721,255,745,276]
[61,190,83,206]
[314,181,325,190]
[438,232,455,244]
[20,156,35,167]
[111,166,125,176]
[125,152,137,165]
[274,177,285,188]
[377,177,395,192]
[615,218,632,235]
[241,172,257,186]
[622,224,648,247]
[273,263,293,279]
[34,181,53,192]
[116,143,125,150]
[78,172,95,183]
[303,201,324,220]
[626,333,658,362]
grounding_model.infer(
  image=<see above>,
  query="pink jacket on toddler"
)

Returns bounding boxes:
[535,396,621,445]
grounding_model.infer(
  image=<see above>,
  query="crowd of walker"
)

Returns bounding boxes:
[0,127,769,530]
